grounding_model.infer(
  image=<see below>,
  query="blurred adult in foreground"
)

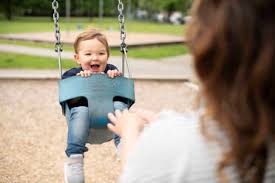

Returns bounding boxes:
[108,0,275,182]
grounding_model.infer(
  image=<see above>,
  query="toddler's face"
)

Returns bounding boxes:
[74,38,108,73]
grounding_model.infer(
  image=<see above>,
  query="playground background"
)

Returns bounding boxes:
[0,1,197,182]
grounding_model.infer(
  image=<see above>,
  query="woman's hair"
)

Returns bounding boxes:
[74,28,110,58]
[187,0,275,182]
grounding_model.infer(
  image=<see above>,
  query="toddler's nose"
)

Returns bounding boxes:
[91,54,97,60]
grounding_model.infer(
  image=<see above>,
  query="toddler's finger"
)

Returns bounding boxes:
[85,71,90,77]
[111,71,116,78]
[80,71,85,77]
[108,72,113,78]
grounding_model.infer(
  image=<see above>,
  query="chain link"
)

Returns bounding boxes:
[52,0,63,78]
[117,0,127,52]
[117,0,131,78]
[52,0,63,52]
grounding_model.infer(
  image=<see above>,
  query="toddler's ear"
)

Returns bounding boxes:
[74,54,81,64]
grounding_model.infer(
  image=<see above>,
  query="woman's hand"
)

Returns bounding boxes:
[107,109,147,138]
[107,109,158,137]
[107,109,158,167]
[107,109,147,166]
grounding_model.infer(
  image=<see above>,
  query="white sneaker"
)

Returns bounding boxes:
[64,154,84,183]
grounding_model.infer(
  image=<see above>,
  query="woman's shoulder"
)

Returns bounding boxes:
[120,110,223,183]
[140,110,204,160]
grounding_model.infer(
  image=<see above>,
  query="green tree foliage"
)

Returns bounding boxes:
[138,0,192,15]
[1,0,23,20]
[0,0,192,20]
[22,0,53,16]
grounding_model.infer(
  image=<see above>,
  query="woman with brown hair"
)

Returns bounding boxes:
[107,0,275,182]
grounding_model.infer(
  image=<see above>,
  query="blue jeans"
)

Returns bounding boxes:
[65,101,128,157]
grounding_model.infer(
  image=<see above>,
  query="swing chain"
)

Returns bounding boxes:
[52,0,63,78]
[52,0,63,53]
[117,0,127,53]
[117,0,131,78]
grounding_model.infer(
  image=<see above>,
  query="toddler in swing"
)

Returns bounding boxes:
[62,29,127,183]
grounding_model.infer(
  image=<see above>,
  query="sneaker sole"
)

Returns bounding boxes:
[64,163,69,183]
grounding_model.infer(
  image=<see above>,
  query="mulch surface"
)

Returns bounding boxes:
[0,80,197,183]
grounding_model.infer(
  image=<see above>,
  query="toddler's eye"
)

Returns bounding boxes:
[99,52,106,55]
[85,53,91,56]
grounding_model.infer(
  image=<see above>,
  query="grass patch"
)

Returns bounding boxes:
[0,39,120,56]
[0,39,75,52]
[0,39,189,60]
[0,39,63,50]
[127,44,189,59]
[0,52,77,69]
[0,17,188,60]
[0,17,184,35]
[0,43,189,69]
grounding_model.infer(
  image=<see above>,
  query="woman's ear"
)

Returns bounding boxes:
[74,54,81,64]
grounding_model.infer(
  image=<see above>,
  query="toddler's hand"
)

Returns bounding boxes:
[77,70,92,77]
[107,70,121,78]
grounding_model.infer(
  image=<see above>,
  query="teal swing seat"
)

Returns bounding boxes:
[59,74,135,143]
[59,74,135,128]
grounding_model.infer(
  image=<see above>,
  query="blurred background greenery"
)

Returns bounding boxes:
[0,0,192,69]
[1,0,192,20]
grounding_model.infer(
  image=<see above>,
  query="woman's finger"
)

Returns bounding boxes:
[108,112,117,124]
[107,123,119,134]
[115,109,123,117]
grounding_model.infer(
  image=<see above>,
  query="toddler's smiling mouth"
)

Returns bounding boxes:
[91,64,100,68]
[90,64,100,72]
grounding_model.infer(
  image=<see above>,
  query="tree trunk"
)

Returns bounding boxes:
[4,0,13,20]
